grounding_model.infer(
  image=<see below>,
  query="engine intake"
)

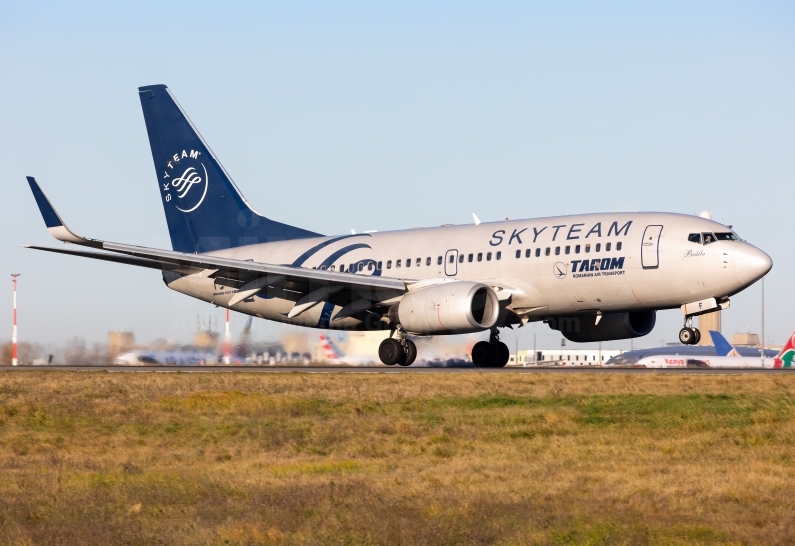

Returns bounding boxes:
[396,281,500,335]
[548,310,656,343]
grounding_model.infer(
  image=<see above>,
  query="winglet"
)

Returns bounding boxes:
[26,177,101,247]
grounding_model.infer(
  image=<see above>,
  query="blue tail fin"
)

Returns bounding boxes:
[138,85,321,253]
[709,330,740,357]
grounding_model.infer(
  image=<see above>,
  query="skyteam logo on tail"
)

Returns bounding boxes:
[161,149,208,212]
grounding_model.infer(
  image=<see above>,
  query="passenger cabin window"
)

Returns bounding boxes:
[437,256,443,265]
[526,249,532,258]
[387,260,392,269]
[496,251,501,260]
[448,255,454,263]
[459,254,464,263]
[714,232,738,241]
[340,265,345,273]
[397,259,402,268]
[595,243,601,252]
[406,258,411,267]
[515,249,521,259]
[468,253,474,262]
[368,262,373,271]
[565,246,570,255]
[536,248,541,257]
[584,244,590,253]
[377,261,382,270]
[555,247,560,255]
[575,245,581,254]
[320,265,326,270]
[359,263,364,271]
[616,242,622,251]
[606,242,611,252]
[477,253,483,262]
[330,265,335,271]
[486,252,492,261]
[688,233,702,244]
[426,257,431,266]
[416,258,421,266]
[545,248,550,256]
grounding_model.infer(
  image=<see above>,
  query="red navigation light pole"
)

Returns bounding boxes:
[11,274,20,366]
[223,308,231,364]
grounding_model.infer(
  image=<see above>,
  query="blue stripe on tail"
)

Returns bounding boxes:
[138,84,321,253]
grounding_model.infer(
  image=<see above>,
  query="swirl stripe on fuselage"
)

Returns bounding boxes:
[290,233,371,267]
[317,243,372,270]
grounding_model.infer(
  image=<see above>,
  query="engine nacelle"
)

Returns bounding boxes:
[548,310,656,343]
[396,282,500,335]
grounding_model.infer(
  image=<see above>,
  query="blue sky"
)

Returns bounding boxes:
[1,1,792,350]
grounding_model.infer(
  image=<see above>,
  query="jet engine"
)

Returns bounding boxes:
[548,310,656,343]
[395,282,500,335]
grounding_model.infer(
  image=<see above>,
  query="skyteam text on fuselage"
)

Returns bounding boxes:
[24,85,773,367]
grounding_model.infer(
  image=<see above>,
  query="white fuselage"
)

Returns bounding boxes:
[636,355,773,369]
[165,212,769,334]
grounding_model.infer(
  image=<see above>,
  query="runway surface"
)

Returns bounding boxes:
[3,365,794,374]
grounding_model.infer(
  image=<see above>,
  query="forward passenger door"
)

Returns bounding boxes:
[641,225,663,269]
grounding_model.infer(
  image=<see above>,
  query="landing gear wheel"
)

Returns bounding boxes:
[472,341,495,367]
[379,338,404,365]
[398,340,417,366]
[679,327,695,345]
[495,342,510,368]
[692,328,701,345]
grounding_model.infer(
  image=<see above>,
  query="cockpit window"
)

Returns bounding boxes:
[688,233,702,244]
[714,232,738,241]
[702,233,716,245]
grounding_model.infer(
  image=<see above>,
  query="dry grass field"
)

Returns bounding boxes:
[2,371,795,545]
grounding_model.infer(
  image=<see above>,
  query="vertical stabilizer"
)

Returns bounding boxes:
[708,330,740,357]
[774,332,795,368]
[138,85,321,253]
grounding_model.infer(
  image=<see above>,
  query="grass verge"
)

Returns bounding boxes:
[1,371,794,545]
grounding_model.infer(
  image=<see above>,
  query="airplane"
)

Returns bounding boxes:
[24,84,773,367]
[318,335,376,365]
[635,330,795,369]
[115,348,218,366]
[709,330,742,357]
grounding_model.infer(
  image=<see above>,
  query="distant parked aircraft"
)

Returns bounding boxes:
[318,335,376,365]
[114,348,218,366]
[635,331,795,369]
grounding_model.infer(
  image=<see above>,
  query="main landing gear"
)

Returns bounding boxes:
[471,328,510,368]
[378,326,417,366]
[679,316,701,345]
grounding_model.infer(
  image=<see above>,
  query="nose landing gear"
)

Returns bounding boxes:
[678,316,701,345]
[471,328,510,368]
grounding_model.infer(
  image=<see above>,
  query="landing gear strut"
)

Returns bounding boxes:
[378,325,417,366]
[678,316,701,345]
[471,328,510,368]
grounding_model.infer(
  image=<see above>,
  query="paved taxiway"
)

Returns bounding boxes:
[3,365,794,374]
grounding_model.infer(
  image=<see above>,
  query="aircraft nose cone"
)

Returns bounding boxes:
[734,243,772,286]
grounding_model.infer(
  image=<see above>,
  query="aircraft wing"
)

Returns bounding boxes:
[25,177,407,305]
